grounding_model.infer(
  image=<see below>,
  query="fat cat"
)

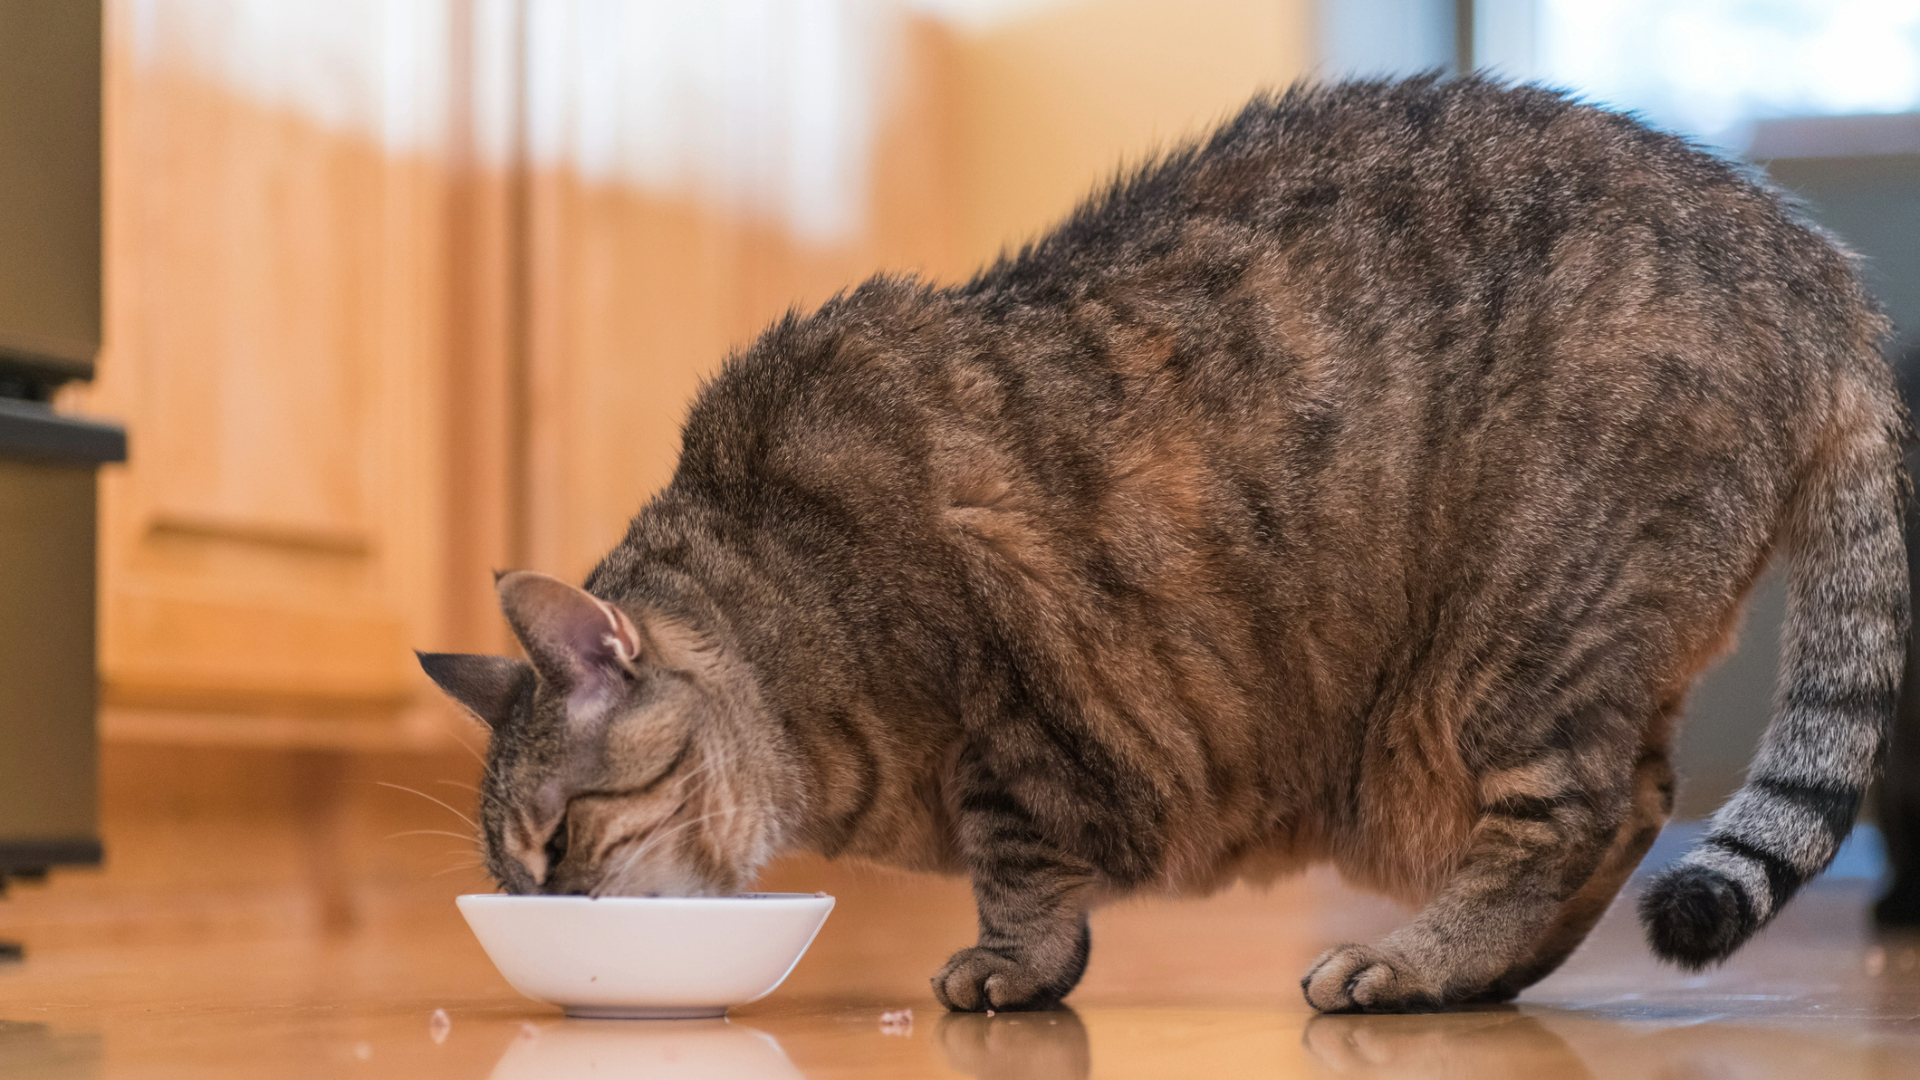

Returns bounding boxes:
[419,76,1909,1012]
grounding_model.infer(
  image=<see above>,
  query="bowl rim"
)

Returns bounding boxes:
[456,891,833,908]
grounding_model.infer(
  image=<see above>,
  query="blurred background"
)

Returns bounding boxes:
[5,0,1920,953]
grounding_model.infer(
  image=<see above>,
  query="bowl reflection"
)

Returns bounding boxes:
[488,1019,803,1080]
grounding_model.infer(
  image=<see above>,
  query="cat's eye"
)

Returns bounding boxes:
[542,815,569,877]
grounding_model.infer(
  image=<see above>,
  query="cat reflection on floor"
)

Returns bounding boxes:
[939,1008,1090,1080]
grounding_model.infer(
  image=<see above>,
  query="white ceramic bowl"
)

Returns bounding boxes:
[458,893,835,1019]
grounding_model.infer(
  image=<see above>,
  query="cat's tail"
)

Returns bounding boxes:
[1641,383,1911,969]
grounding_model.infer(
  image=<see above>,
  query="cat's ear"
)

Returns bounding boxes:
[416,652,530,728]
[495,570,644,714]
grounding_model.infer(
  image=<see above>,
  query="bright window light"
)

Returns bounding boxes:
[1537,0,1920,148]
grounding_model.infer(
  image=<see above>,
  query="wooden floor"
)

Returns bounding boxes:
[3,846,1919,1079]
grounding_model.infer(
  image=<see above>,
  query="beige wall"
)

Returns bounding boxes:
[519,16,962,585]
[951,0,1316,267]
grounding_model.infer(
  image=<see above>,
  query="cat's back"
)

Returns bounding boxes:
[981,76,1847,304]
[974,78,1873,403]
[952,75,1886,526]
[671,77,1885,602]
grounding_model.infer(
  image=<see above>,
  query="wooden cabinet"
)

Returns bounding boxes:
[72,2,958,751]
[77,9,453,749]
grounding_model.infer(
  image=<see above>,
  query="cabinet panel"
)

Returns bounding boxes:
[0,460,98,841]
[105,592,412,703]
[85,5,450,741]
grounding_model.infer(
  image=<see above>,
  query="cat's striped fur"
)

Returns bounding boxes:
[419,77,1909,1012]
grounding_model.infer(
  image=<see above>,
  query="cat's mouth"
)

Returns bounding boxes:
[539,817,569,889]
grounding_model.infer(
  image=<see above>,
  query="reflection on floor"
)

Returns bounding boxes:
[2,853,1918,1078]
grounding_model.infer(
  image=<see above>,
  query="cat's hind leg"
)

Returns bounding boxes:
[1302,709,1644,1012]
[1464,745,1674,1002]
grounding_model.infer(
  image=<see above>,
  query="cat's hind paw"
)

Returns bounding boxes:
[1300,943,1444,1013]
[932,946,1071,1012]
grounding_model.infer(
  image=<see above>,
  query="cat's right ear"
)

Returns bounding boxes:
[494,571,645,718]
[416,651,530,729]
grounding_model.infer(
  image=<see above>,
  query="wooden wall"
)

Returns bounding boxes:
[26,0,1312,937]
[950,0,1315,265]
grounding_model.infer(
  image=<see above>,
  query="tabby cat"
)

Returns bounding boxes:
[419,76,1910,1012]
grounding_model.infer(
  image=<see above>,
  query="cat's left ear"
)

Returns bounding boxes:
[495,571,645,715]
[416,652,530,728]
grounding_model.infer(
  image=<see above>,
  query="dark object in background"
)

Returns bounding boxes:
[0,403,122,888]
[0,0,100,401]
[1879,440,1920,926]
[0,0,119,923]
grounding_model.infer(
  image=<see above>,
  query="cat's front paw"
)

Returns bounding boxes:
[1301,943,1443,1013]
[933,946,1071,1012]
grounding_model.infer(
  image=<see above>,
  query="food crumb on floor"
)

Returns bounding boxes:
[352,1042,373,1061]
[880,1008,913,1035]
[428,1008,451,1044]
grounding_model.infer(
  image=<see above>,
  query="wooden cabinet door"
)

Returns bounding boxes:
[80,9,450,748]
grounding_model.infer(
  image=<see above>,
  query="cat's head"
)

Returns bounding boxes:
[417,572,788,897]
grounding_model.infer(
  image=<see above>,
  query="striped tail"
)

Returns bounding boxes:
[1641,406,1911,968]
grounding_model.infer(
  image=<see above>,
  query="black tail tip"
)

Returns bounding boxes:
[1638,864,1755,971]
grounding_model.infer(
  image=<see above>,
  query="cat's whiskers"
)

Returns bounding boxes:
[384,828,483,844]
[374,781,479,834]
[585,755,731,868]
[592,805,745,899]
[432,849,487,876]
[444,726,488,768]
[650,752,723,791]
[593,814,718,897]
